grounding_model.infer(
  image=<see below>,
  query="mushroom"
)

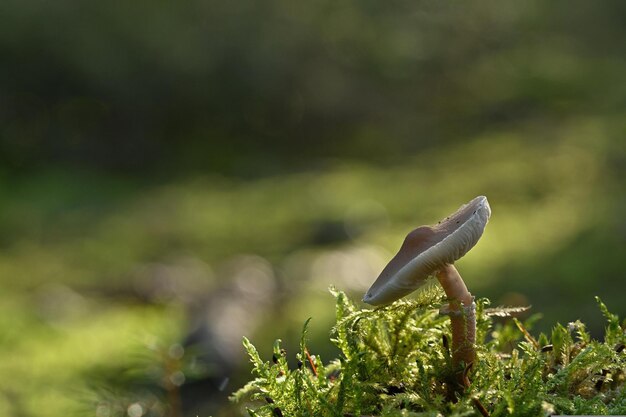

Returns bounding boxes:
[363,196,491,378]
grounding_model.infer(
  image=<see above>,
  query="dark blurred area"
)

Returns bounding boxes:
[3,1,624,176]
[0,1,625,416]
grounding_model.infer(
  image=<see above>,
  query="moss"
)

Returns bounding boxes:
[232,289,626,416]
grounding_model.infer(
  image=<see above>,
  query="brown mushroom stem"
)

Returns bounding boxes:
[436,264,476,378]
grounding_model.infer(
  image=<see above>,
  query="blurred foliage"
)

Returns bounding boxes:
[0,0,625,416]
[1,0,625,174]
[233,290,626,416]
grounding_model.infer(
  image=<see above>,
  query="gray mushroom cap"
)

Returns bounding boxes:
[363,196,491,306]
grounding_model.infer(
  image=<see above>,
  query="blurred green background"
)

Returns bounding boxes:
[1,1,625,416]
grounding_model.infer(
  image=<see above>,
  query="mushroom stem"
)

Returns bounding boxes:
[436,264,473,306]
[436,264,476,378]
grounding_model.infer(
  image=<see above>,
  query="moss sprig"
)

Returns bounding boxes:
[231,291,626,416]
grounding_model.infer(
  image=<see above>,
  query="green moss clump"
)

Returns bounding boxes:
[231,288,626,416]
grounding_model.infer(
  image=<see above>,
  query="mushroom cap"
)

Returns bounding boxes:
[363,196,491,306]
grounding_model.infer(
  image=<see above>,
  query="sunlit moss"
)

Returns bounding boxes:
[233,291,626,416]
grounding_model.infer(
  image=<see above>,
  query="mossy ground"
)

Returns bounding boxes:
[232,288,626,416]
